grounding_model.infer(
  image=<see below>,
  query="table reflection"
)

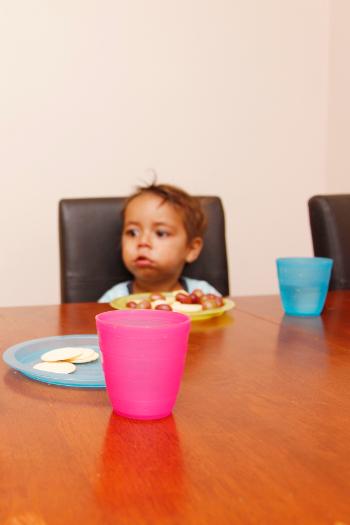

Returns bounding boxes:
[275,314,330,371]
[278,313,325,338]
[95,413,185,520]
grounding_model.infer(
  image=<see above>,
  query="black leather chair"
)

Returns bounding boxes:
[59,196,229,303]
[308,194,350,290]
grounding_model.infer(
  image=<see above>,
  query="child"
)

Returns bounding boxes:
[98,183,221,302]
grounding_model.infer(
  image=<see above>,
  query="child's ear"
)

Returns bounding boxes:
[185,237,203,263]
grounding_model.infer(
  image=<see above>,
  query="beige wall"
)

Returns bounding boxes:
[327,0,350,192]
[0,1,330,306]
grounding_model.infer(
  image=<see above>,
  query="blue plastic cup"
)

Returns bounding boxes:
[276,257,333,316]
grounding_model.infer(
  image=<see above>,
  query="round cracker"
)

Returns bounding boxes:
[69,351,100,364]
[67,347,95,360]
[41,347,85,362]
[33,361,76,374]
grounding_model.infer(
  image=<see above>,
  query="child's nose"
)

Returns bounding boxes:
[138,231,151,247]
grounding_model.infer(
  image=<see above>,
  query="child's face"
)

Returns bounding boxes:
[122,192,202,288]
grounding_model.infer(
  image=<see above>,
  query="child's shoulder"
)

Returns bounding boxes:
[182,277,221,296]
[98,281,132,303]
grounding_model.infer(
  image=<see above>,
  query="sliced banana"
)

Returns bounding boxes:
[172,301,202,313]
[151,299,169,308]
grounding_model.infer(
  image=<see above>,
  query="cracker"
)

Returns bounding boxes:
[41,347,86,362]
[69,350,99,364]
[33,361,76,374]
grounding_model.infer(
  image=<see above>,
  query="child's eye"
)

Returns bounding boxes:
[124,228,139,237]
[156,230,170,238]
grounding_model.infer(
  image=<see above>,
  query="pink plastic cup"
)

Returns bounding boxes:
[95,309,191,420]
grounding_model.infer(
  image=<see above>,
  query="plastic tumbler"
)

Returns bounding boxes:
[276,257,333,316]
[95,309,191,420]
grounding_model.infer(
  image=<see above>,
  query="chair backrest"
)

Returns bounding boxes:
[59,196,229,302]
[308,194,350,290]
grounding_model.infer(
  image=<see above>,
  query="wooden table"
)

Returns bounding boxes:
[1,293,350,525]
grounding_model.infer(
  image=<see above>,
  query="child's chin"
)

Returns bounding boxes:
[133,268,158,279]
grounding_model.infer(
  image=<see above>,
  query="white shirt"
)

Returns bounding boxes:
[98,277,221,303]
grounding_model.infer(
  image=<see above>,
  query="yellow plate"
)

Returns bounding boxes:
[110,293,235,321]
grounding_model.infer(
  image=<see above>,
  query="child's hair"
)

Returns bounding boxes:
[123,183,207,241]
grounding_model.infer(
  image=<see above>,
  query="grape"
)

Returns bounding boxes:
[214,296,224,307]
[136,300,152,309]
[200,293,220,305]
[192,288,204,298]
[189,292,201,304]
[155,303,172,311]
[201,299,218,310]
[126,301,137,309]
[202,293,217,301]
[175,292,192,304]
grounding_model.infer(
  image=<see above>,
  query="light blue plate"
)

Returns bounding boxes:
[2,334,106,388]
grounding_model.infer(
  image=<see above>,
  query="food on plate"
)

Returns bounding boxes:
[149,292,166,301]
[175,292,192,304]
[33,346,99,373]
[41,347,85,362]
[68,349,99,364]
[126,300,138,309]
[189,292,201,304]
[172,302,202,313]
[154,303,172,311]
[191,288,204,298]
[201,299,218,310]
[136,299,152,309]
[124,289,225,313]
[33,361,76,374]
[200,293,224,308]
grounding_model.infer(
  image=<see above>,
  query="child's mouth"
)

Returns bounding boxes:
[135,256,154,268]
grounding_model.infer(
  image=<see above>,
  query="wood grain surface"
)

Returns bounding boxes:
[0,295,350,525]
